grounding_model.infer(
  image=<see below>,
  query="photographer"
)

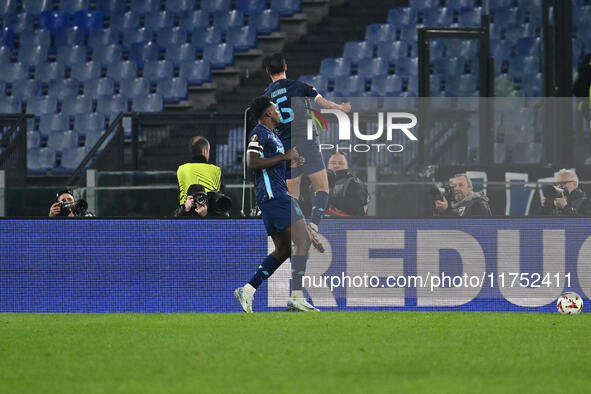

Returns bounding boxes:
[433,173,492,217]
[539,169,591,216]
[174,183,233,217]
[49,189,92,217]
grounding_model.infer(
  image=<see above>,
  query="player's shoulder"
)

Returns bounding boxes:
[249,124,270,141]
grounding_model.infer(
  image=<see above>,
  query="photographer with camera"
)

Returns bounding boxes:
[539,169,591,216]
[433,173,492,217]
[48,189,92,217]
[174,184,233,217]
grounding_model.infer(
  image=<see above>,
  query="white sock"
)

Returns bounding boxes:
[291,290,303,299]
[244,283,256,296]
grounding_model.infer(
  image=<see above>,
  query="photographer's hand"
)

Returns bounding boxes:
[49,202,61,217]
[554,194,568,209]
[184,196,194,212]
[434,196,448,212]
[195,204,208,217]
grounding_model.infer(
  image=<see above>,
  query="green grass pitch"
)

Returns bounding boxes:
[1,312,590,393]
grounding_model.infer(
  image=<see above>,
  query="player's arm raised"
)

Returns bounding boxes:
[315,95,351,113]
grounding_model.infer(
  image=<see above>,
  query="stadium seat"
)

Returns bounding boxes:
[166,43,197,66]
[357,57,389,80]
[179,10,210,30]
[156,77,188,103]
[430,74,442,92]
[27,147,56,173]
[0,62,28,82]
[226,26,257,51]
[515,37,540,57]
[387,7,417,25]
[0,80,5,95]
[492,7,525,26]
[447,40,479,59]
[319,57,351,79]
[39,113,70,135]
[178,59,211,85]
[84,78,115,97]
[49,78,81,99]
[519,72,542,96]
[507,56,539,77]
[399,25,418,42]
[201,0,231,14]
[236,0,266,16]
[166,0,196,13]
[433,56,465,75]
[505,172,534,215]
[395,57,418,76]
[213,10,245,31]
[96,94,129,119]
[82,129,104,149]
[75,112,106,132]
[55,27,86,47]
[88,28,120,49]
[143,60,173,81]
[20,29,51,48]
[377,42,408,63]
[40,10,70,35]
[120,78,151,96]
[22,0,53,14]
[95,0,126,17]
[457,7,482,26]
[131,93,163,112]
[253,9,280,35]
[156,27,188,47]
[3,13,35,35]
[203,43,234,69]
[12,79,42,99]
[130,0,160,14]
[270,0,301,16]
[422,7,454,26]
[71,61,103,81]
[122,27,154,48]
[27,130,41,148]
[146,11,175,31]
[56,45,87,65]
[129,41,160,67]
[412,0,441,8]
[111,12,141,32]
[60,0,90,13]
[61,95,93,116]
[0,96,21,113]
[91,44,122,65]
[58,146,88,171]
[342,41,373,65]
[192,26,222,50]
[0,27,14,48]
[298,74,328,94]
[74,10,105,34]
[406,76,418,95]
[47,130,79,152]
[446,74,478,96]
[107,60,138,80]
[0,0,17,16]
[333,75,366,96]
[18,45,48,66]
[365,24,396,45]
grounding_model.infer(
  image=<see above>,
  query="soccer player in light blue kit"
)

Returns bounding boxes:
[234,96,318,312]
[263,53,351,253]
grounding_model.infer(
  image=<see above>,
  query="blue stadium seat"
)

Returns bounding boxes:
[446,74,478,95]
[365,24,396,45]
[27,130,41,148]
[192,26,222,50]
[357,57,389,80]
[271,0,301,16]
[411,0,441,8]
[165,43,197,66]
[236,0,266,16]
[213,10,244,31]
[27,147,56,173]
[429,39,446,60]
[457,7,482,26]
[387,7,417,25]
[519,72,542,96]
[96,94,129,119]
[131,93,163,112]
[0,27,13,48]
[84,77,115,96]
[58,146,88,171]
[40,10,70,35]
[71,61,103,81]
[319,57,351,79]
[4,13,35,34]
[179,10,210,30]
[370,74,403,96]
[447,40,479,59]
[35,62,66,83]
[39,113,70,134]
[143,59,173,81]
[0,0,17,16]
[75,112,106,132]
[55,27,86,46]
[178,59,211,85]
[129,41,160,67]
[433,56,465,75]
[61,95,93,115]
[131,0,160,14]
[507,56,539,77]
[298,74,328,94]
[377,42,408,62]
[203,43,234,69]
[399,25,418,42]
[405,76,418,95]
[253,9,280,35]
[122,27,154,48]
[107,60,138,80]
[146,11,175,30]
[47,130,79,152]
[82,129,104,148]
[503,25,528,40]
[74,10,105,34]
[56,45,87,65]
[22,0,53,14]
[0,96,22,112]
[0,80,5,95]
[430,74,442,92]
[201,0,231,14]
[166,0,196,13]
[88,28,120,48]
[226,26,257,51]
[333,75,366,96]
[156,77,188,103]
[90,44,122,64]
[12,79,42,99]
[491,7,524,26]
[111,12,140,32]
[49,78,81,99]
[61,0,90,13]
[395,57,418,76]
[18,45,48,66]
[515,37,540,57]
[422,7,454,26]
[0,62,28,82]
[95,0,126,17]
[342,41,373,65]
[156,27,188,47]
[120,77,151,96]
[20,29,51,48]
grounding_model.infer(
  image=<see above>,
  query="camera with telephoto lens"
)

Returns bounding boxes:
[429,183,454,203]
[190,191,232,216]
[57,199,88,216]
[191,192,208,207]
[542,185,567,207]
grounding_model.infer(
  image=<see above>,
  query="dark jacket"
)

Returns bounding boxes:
[539,188,591,216]
[327,169,368,216]
[173,205,206,217]
[443,192,492,217]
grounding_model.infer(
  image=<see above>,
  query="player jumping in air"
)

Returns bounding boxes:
[234,96,318,313]
[263,53,351,253]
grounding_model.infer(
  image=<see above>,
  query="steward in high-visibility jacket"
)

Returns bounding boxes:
[177,136,222,205]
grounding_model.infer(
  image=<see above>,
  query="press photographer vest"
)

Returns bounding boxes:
[177,162,221,205]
